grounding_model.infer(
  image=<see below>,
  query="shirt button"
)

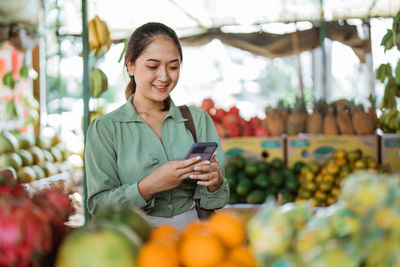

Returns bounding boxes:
[167,204,172,209]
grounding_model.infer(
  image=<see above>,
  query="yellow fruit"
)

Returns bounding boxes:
[334,149,347,159]
[304,171,315,182]
[314,190,328,201]
[305,181,317,192]
[326,196,337,205]
[354,159,367,169]
[323,174,335,183]
[331,187,341,197]
[335,157,347,166]
[326,163,339,175]
[319,181,333,192]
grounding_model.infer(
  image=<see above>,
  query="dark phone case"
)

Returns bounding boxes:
[184,142,218,160]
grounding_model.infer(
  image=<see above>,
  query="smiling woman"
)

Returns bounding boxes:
[84,22,229,230]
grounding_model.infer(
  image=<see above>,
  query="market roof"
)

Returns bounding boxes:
[60,0,400,39]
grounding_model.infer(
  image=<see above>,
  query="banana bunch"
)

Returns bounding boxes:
[88,15,112,57]
[379,107,400,133]
[90,67,108,98]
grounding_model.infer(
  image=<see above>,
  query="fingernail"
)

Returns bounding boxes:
[197,181,201,185]
[205,160,211,165]
[194,166,199,171]
[189,175,195,179]
[196,156,201,160]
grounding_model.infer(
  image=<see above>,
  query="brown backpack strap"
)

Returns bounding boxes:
[178,105,216,220]
[178,105,197,143]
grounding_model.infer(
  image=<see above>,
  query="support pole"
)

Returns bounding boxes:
[81,0,90,224]
[319,0,327,99]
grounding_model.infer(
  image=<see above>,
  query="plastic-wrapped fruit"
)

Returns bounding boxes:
[340,172,391,215]
[248,199,312,263]
[248,199,293,258]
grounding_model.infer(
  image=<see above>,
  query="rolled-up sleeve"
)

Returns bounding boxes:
[85,118,153,215]
[192,110,230,209]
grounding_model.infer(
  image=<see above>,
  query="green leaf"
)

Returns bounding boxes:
[19,65,29,79]
[395,60,400,85]
[118,38,129,63]
[2,72,15,90]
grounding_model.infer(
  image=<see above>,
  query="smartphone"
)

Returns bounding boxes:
[184,142,218,161]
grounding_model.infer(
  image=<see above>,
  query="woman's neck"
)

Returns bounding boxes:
[132,94,165,115]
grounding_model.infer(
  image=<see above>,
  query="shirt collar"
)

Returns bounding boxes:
[113,94,187,123]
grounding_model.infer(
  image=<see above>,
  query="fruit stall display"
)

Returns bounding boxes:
[248,172,400,267]
[225,155,301,205]
[199,98,269,138]
[296,149,386,207]
[0,130,81,184]
[48,171,400,267]
[55,203,256,267]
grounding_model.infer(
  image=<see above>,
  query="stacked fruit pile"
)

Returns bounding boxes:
[138,211,255,267]
[199,98,269,138]
[248,172,400,266]
[263,97,378,136]
[0,131,73,183]
[225,155,301,205]
[0,168,74,267]
[296,149,385,207]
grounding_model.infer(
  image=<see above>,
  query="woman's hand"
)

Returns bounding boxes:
[189,152,223,192]
[138,156,202,201]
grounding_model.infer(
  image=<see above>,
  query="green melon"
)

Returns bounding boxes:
[92,205,153,242]
[55,222,141,267]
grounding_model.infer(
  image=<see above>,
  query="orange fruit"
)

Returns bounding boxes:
[208,212,245,248]
[228,246,257,267]
[150,224,180,248]
[182,221,211,239]
[218,260,241,267]
[138,241,179,267]
[180,235,225,267]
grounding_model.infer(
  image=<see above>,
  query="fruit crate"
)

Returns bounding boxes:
[23,168,83,196]
[221,136,285,161]
[287,134,378,167]
[380,133,400,173]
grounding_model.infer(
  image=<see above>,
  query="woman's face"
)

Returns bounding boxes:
[127,36,181,103]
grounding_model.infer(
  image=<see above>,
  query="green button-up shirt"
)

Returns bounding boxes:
[85,95,229,217]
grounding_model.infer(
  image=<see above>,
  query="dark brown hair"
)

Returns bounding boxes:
[124,22,183,110]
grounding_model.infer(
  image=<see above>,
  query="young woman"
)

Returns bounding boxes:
[85,22,229,229]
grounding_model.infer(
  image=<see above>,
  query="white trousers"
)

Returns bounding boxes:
[148,202,199,230]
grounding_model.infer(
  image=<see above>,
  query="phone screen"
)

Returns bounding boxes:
[184,142,218,160]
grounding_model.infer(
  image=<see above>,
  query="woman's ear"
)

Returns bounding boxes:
[126,61,134,76]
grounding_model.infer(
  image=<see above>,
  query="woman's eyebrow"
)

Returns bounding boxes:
[146,58,180,63]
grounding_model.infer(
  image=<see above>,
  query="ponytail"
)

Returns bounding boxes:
[125,76,136,100]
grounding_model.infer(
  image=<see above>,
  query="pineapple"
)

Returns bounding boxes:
[352,103,375,135]
[263,106,285,136]
[336,101,355,135]
[307,98,327,134]
[367,94,379,132]
[287,96,307,135]
[323,104,339,135]
[277,99,290,130]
